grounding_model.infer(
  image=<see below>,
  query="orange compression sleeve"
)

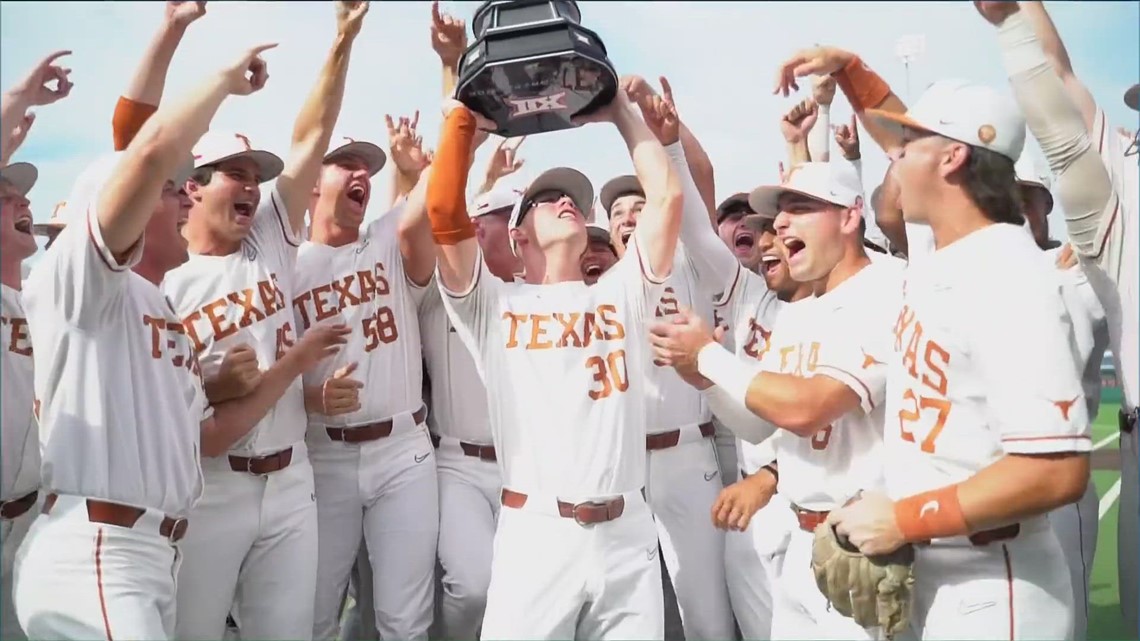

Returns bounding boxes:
[834,56,892,113]
[427,109,478,246]
[112,96,158,151]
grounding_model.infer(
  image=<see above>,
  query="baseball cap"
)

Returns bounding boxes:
[37,151,194,233]
[470,187,521,219]
[193,131,283,183]
[586,221,614,249]
[747,162,864,217]
[0,162,37,196]
[1015,156,1054,215]
[598,174,643,215]
[715,192,754,223]
[865,79,1026,162]
[508,167,594,253]
[1125,84,1139,111]
[324,134,386,176]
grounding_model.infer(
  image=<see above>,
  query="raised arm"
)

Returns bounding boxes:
[593,89,683,278]
[384,112,436,286]
[430,0,467,99]
[808,75,835,162]
[112,1,206,151]
[780,98,817,167]
[1,50,73,165]
[277,0,368,234]
[428,102,485,293]
[98,44,275,255]
[1017,1,1098,133]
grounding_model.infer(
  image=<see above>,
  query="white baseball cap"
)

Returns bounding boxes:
[598,174,643,215]
[37,151,194,233]
[470,186,521,219]
[1125,84,1139,111]
[324,134,386,176]
[508,167,594,252]
[747,161,864,217]
[193,131,283,183]
[0,162,37,196]
[865,79,1026,162]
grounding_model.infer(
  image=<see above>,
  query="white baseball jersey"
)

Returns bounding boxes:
[1090,108,1138,411]
[23,208,208,516]
[293,204,426,429]
[885,223,1091,499]
[440,235,665,498]
[420,278,492,444]
[1,285,39,501]
[1042,243,1110,419]
[643,244,717,434]
[904,222,936,265]
[163,185,306,455]
[772,261,899,511]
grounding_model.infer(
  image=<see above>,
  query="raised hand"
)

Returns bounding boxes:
[485,136,526,184]
[306,362,364,416]
[779,98,819,144]
[636,78,680,147]
[386,111,431,175]
[430,0,468,68]
[812,74,837,107]
[973,0,1020,26]
[773,46,854,97]
[619,74,658,105]
[337,0,370,39]
[7,112,36,152]
[9,50,74,107]
[833,113,861,160]
[166,1,207,28]
[221,44,277,96]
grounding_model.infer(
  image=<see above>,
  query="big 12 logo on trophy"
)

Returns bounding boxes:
[508,92,568,119]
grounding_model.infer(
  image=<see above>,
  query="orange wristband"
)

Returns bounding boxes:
[894,485,969,542]
[834,56,892,113]
[427,109,478,246]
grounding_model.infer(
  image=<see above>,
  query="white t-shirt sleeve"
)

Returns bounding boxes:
[249,183,301,270]
[438,248,502,356]
[974,275,1092,454]
[31,204,144,329]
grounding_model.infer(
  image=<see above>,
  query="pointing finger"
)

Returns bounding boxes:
[431,0,443,25]
[658,75,674,104]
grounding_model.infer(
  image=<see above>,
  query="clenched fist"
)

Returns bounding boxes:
[305,362,364,416]
[204,343,262,403]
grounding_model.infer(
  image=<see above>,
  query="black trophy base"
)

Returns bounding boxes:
[455,16,618,138]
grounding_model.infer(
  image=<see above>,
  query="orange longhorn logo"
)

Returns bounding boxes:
[1053,397,1079,421]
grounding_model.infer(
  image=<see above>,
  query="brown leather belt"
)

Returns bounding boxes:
[326,406,428,444]
[501,488,625,526]
[42,493,187,542]
[646,421,715,450]
[430,432,497,462]
[0,490,38,520]
[229,447,294,475]
[917,524,1022,547]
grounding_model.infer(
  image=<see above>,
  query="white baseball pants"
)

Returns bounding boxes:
[2,498,37,641]
[724,490,797,640]
[770,524,879,641]
[310,420,439,641]
[13,494,179,640]
[434,436,502,640]
[644,428,735,640]
[1048,479,1099,640]
[174,445,318,641]
[712,419,739,486]
[902,521,1072,640]
[481,489,663,640]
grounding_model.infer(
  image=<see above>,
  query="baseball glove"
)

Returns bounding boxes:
[811,522,916,639]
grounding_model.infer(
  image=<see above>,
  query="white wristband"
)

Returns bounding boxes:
[697,342,755,409]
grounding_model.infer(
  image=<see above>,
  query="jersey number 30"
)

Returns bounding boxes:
[587,349,629,400]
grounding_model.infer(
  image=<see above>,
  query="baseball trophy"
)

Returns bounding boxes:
[454,0,619,138]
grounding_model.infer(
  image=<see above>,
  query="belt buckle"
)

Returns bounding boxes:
[572,501,605,527]
[168,517,189,543]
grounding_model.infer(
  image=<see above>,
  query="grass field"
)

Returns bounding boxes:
[1089,400,1129,641]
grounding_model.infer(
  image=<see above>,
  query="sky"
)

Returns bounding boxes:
[2,0,1138,268]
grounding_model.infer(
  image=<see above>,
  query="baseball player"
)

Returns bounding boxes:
[417,187,518,641]
[817,78,1091,640]
[594,86,735,639]
[427,85,682,639]
[651,160,901,640]
[296,114,440,640]
[582,221,618,285]
[10,45,272,640]
[0,160,41,641]
[161,4,369,639]
[987,3,1138,633]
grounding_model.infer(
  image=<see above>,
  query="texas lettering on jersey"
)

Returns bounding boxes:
[500,304,630,402]
[0,314,32,357]
[142,314,205,378]
[892,303,952,454]
[292,261,398,353]
[180,273,293,358]
[742,319,772,361]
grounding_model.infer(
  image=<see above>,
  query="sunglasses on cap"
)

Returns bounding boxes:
[518,190,575,225]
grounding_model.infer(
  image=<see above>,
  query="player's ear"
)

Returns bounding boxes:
[839,202,863,235]
[509,226,526,248]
